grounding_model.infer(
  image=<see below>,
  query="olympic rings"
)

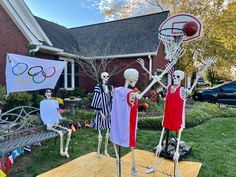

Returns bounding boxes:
[16,74,32,84]
[12,62,57,84]
[32,72,46,84]
[12,62,28,76]
[28,66,43,76]
[42,67,56,78]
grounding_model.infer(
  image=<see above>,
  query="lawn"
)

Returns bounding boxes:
[8,117,236,177]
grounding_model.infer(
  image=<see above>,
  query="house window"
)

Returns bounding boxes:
[59,58,75,90]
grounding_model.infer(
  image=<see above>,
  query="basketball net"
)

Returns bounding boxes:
[159,28,186,61]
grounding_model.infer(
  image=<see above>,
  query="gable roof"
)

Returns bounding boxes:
[36,11,169,58]
[35,16,78,53]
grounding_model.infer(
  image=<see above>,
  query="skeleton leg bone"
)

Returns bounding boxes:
[97,130,103,158]
[131,148,137,177]
[173,129,182,177]
[113,144,120,177]
[48,127,64,157]
[57,125,72,158]
[146,127,165,173]
[104,129,110,156]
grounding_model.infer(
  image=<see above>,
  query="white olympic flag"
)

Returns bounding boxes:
[5,53,67,95]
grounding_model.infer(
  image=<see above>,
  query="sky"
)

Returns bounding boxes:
[24,0,113,28]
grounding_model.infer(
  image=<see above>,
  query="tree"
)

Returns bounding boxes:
[78,58,125,83]
[179,0,236,81]
[102,0,188,19]
[99,0,236,82]
[77,42,132,83]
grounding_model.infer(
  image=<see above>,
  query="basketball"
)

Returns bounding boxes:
[183,21,198,36]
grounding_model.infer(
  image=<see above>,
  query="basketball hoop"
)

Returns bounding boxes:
[159,28,186,62]
[159,28,186,47]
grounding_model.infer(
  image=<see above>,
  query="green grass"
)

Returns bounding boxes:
[8,117,236,177]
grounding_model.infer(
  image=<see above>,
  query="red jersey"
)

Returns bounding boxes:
[163,85,185,132]
[110,87,139,148]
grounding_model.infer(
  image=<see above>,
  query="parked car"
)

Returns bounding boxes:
[192,81,236,105]
[196,79,210,87]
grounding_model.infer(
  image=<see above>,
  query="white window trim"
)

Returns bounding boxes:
[59,57,75,90]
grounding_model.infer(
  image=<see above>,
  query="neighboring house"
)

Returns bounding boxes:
[0,0,169,92]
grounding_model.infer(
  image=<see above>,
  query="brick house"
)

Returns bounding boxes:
[0,0,170,92]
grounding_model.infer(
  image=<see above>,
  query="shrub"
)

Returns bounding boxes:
[56,88,87,99]
[138,117,162,130]
[0,85,6,102]
[186,102,236,128]
[148,101,164,114]
[0,85,6,109]
[138,102,236,130]
[67,87,86,98]
[77,92,93,109]
[56,89,69,98]
[4,92,32,111]
[76,109,94,121]
[31,91,44,108]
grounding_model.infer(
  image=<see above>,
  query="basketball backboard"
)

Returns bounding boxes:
[159,13,203,42]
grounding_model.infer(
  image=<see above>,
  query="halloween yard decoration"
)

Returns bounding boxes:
[110,68,164,177]
[40,89,72,158]
[91,72,114,157]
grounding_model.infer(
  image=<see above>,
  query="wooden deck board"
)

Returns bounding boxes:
[37,150,202,177]
[122,149,202,177]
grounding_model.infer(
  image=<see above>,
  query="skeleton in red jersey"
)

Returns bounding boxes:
[137,57,216,177]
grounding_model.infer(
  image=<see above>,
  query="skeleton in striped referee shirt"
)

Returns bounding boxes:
[91,72,114,157]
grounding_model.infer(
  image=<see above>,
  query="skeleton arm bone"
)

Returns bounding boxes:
[186,57,216,95]
[137,58,167,90]
[136,58,180,99]
[135,48,185,99]
[159,47,185,79]
[136,60,177,99]
[136,76,162,100]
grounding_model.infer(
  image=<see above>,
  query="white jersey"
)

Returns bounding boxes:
[40,99,62,128]
[110,87,138,148]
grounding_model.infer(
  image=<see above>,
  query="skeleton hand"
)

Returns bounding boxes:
[186,89,191,95]
[130,92,137,105]
[156,144,162,154]
[196,56,216,79]
[173,152,180,162]
[100,112,106,121]
[136,58,145,69]
[165,47,185,62]
[174,47,185,59]
[134,92,144,100]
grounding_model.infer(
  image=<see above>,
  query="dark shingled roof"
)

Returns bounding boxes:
[35,11,169,58]
[35,16,78,53]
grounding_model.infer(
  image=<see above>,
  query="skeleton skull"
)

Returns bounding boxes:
[101,72,109,84]
[173,70,184,86]
[124,68,139,87]
[45,89,52,100]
